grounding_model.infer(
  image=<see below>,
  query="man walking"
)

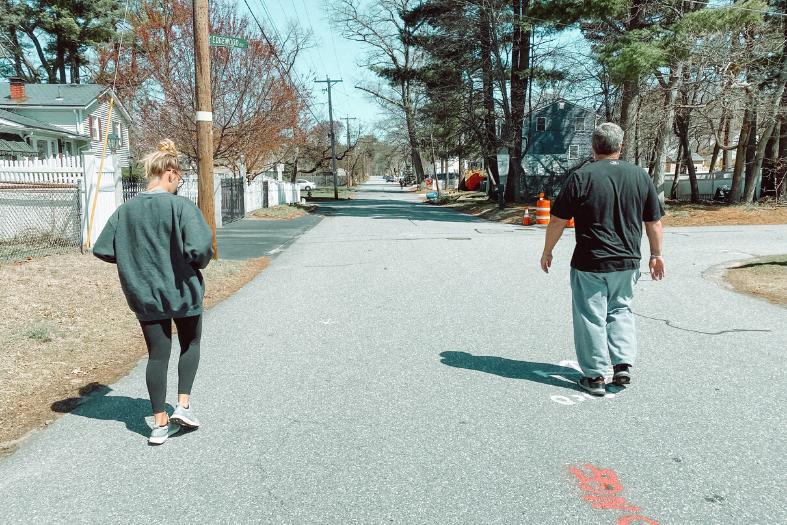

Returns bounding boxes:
[540,122,665,396]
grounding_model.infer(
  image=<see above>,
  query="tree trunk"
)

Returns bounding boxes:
[507,0,530,203]
[70,45,80,84]
[480,11,499,196]
[746,45,787,203]
[403,92,425,184]
[619,80,640,163]
[670,142,682,199]
[722,116,732,170]
[728,107,751,204]
[683,129,699,203]
[650,63,684,204]
[675,106,699,202]
[762,124,778,197]
[743,103,759,202]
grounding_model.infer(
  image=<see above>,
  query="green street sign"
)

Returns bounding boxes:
[209,35,248,49]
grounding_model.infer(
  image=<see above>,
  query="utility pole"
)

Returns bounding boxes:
[315,77,342,199]
[345,116,356,187]
[193,0,216,258]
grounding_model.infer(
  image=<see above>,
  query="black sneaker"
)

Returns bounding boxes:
[612,364,632,386]
[578,376,606,396]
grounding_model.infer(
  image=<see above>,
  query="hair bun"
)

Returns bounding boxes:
[157,139,177,155]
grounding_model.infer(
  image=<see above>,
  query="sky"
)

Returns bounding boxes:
[240,0,384,135]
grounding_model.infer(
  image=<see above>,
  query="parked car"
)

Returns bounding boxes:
[296,179,315,191]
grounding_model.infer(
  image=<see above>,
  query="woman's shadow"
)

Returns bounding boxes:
[440,351,592,392]
[51,383,195,440]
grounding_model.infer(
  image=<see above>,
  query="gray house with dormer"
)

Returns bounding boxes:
[0,78,131,166]
[521,99,599,196]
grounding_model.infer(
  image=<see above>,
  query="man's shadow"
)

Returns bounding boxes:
[51,383,195,440]
[440,351,587,392]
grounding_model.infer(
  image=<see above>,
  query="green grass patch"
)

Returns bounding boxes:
[24,320,63,343]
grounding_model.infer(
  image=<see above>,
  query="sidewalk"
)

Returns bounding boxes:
[1,177,786,524]
[215,212,322,260]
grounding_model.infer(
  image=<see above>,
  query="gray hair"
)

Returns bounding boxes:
[592,123,624,155]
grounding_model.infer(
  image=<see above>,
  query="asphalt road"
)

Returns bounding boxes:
[1,177,786,524]
[215,213,322,260]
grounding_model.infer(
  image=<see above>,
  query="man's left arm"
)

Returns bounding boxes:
[644,220,665,281]
[541,217,570,273]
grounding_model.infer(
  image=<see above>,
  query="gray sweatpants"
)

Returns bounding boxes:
[570,268,640,379]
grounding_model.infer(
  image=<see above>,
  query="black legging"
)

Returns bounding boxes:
[139,315,202,414]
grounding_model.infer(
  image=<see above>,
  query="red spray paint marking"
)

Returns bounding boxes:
[570,464,660,525]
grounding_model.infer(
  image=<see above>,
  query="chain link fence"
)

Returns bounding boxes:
[0,181,83,265]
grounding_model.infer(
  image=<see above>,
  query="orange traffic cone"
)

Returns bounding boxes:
[522,207,531,226]
[567,218,575,228]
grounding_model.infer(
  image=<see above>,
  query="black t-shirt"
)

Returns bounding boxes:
[551,158,664,273]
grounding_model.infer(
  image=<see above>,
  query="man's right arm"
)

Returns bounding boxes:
[644,220,665,281]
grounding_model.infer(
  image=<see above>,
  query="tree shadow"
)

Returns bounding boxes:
[734,259,787,269]
[439,351,585,392]
[316,198,491,223]
[51,382,195,440]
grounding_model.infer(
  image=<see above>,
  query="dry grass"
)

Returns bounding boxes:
[661,202,787,227]
[430,191,787,227]
[0,252,269,459]
[249,203,317,220]
[725,255,787,308]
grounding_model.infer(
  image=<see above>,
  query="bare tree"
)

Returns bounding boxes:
[333,0,428,184]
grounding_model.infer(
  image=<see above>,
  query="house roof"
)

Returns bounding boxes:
[527,98,599,116]
[0,83,105,107]
[0,107,88,138]
[0,137,35,154]
[0,82,131,121]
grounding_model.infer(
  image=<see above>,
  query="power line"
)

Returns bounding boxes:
[242,0,322,122]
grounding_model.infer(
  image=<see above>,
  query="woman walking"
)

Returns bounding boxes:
[94,139,214,444]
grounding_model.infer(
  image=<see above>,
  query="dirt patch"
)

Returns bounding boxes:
[248,203,317,220]
[0,253,269,460]
[724,255,787,308]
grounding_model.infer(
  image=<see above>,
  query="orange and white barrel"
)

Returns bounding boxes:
[536,193,550,226]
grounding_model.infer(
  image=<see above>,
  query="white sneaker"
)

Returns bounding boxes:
[170,403,200,428]
[149,421,181,445]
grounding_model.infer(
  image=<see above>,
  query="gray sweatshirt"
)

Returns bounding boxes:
[93,191,214,321]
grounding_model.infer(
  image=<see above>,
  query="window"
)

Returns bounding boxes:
[63,141,73,156]
[36,139,47,159]
[536,117,546,132]
[575,117,585,131]
[568,145,579,159]
[113,122,123,146]
[90,115,101,141]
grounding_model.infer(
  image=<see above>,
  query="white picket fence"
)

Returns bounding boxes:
[2,158,302,251]
[0,154,118,246]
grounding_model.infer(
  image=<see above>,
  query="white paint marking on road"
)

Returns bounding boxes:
[551,375,575,384]
[551,395,575,405]
[320,319,338,325]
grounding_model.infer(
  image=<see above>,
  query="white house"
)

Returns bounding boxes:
[0,78,131,165]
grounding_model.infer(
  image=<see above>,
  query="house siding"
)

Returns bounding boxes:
[83,99,130,166]
[524,102,597,158]
[520,100,600,198]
